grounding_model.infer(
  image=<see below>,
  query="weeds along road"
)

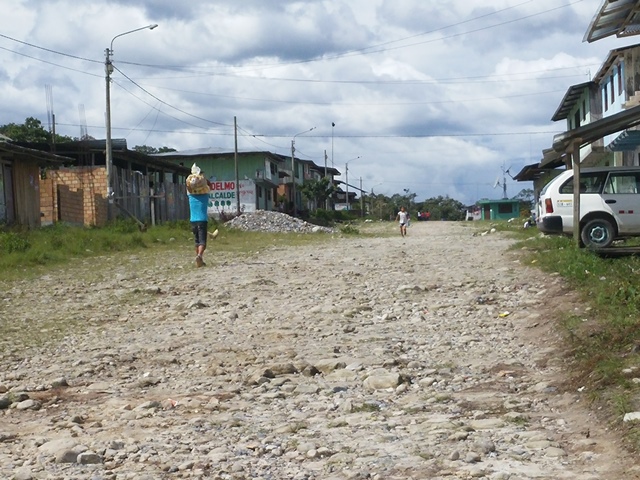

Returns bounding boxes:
[0,220,637,479]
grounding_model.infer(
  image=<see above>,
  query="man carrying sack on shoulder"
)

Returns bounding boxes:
[186,163,212,267]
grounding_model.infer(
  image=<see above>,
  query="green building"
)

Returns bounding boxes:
[477,198,520,221]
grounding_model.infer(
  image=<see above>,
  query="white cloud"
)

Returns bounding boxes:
[0,0,637,204]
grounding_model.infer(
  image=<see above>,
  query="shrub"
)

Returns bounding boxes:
[0,232,30,253]
[340,224,360,235]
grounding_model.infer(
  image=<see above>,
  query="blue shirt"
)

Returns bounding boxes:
[188,194,209,222]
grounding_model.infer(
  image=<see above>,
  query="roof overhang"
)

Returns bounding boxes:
[539,148,567,169]
[551,82,594,121]
[0,142,71,165]
[584,0,640,43]
[512,163,549,182]
[552,103,640,153]
[607,129,640,150]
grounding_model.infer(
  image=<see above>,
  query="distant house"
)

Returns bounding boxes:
[298,159,341,211]
[15,139,190,227]
[0,136,69,228]
[514,42,640,195]
[592,43,640,163]
[477,199,520,221]
[155,149,340,216]
[549,81,606,168]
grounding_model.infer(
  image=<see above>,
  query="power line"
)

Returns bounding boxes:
[112,65,232,128]
[0,32,100,64]
[55,122,561,139]
[0,45,100,78]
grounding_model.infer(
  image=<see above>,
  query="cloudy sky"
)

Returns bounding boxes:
[0,0,635,204]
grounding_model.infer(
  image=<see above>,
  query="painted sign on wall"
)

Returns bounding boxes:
[207,179,255,214]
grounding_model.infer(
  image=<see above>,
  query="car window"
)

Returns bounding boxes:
[604,173,640,194]
[559,172,606,194]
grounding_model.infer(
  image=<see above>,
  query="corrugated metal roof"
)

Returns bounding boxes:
[606,129,640,150]
[552,102,640,152]
[551,81,594,122]
[0,142,71,164]
[592,43,640,83]
[584,0,640,43]
[512,163,548,181]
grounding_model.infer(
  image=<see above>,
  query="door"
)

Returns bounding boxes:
[483,204,491,220]
[0,163,15,224]
[601,171,640,234]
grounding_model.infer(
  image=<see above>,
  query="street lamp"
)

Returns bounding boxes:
[105,23,158,205]
[344,156,360,211]
[331,122,335,168]
[291,126,316,216]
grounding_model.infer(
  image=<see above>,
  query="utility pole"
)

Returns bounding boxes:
[360,177,364,217]
[291,127,315,216]
[104,24,157,215]
[234,116,240,214]
[345,162,349,211]
[331,122,335,168]
[324,150,329,210]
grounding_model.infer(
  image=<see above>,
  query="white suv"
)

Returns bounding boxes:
[537,166,640,248]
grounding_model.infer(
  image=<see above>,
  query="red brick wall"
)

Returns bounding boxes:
[40,167,108,226]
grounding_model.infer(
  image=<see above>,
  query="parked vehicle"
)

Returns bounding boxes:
[537,166,640,248]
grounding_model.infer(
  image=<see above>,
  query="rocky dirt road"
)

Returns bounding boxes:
[0,220,637,479]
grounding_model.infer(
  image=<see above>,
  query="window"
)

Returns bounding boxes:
[257,186,262,198]
[269,162,277,175]
[582,99,587,121]
[497,203,513,214]
[574,110,581,129]
[618,64,623,94]
[559,172,607,194]
[611,74,615,103]
[604,84,608,111]
[604,173,639,194]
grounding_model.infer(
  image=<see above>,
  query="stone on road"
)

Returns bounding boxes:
[0,221,636,479]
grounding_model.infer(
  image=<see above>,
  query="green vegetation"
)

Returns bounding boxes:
[0,217,340,281]
[339,223,360,235]
[0,116,74,143]
[490,218,640,449]
[0,219,188,281]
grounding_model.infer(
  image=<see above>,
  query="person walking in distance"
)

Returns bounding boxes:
[186,164,212,267]
[396,206,409,237]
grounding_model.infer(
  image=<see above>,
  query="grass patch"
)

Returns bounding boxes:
[0,218,340,282]
[496,221,640,449]
[339,223,360,235]
[0,219,191,281]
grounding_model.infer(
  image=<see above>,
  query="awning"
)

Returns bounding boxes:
[552,103,640,153]
[512,163,549,182]
[584,0,640,43]
[551,82,594,121]
[539,148,566,169]
[606,129,640,151]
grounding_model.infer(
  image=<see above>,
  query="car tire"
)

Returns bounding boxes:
[580,218,615,249]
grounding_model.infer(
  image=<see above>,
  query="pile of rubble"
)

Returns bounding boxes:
[225,210,335,233]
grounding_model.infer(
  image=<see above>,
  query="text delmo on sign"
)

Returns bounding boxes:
[207,180,256,214]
